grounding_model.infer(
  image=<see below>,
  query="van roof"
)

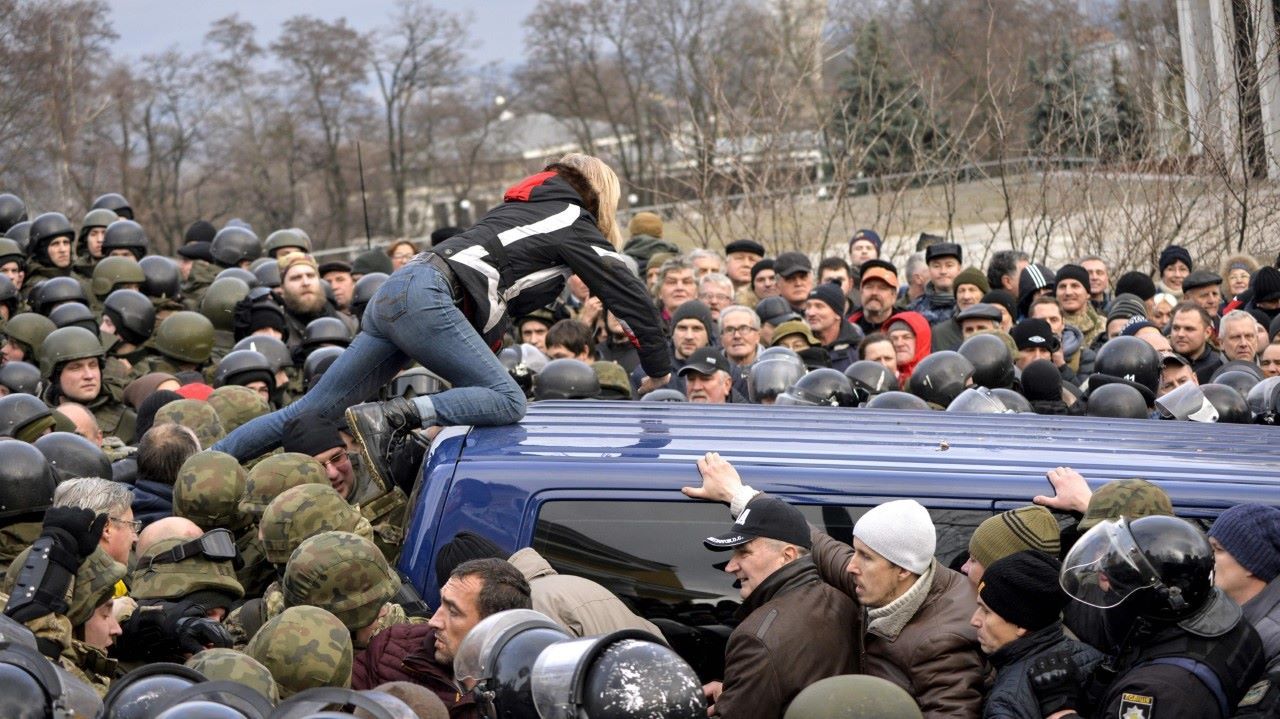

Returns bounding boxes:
[444,401,1280,512]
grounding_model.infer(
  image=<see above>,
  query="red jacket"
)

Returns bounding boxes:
[352,623,478,719]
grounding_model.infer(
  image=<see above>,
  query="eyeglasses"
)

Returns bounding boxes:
[109,516,142,533]
[317,450,350,470]
[722,325,759,336]
[392,253,415,261]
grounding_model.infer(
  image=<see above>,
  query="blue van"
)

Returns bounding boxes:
[398,401,1280,677]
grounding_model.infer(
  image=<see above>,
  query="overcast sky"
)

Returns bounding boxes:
[110,0,534,70]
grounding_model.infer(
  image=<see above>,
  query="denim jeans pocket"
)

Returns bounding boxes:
[376,273,412,323]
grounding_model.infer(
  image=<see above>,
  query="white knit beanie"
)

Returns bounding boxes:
[854,500,936,574]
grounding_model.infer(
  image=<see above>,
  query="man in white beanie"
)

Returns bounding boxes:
[684,452,987,718]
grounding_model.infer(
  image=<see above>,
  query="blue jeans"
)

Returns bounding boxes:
[213,262,526,461]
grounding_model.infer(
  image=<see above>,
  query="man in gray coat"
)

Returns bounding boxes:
[1209,503,1280,669]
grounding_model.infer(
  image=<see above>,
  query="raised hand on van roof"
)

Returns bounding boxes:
[1033,466,1092,514]
[684,452,745,505]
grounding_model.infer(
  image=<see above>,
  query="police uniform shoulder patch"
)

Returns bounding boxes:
[1119,693,1154,718]
[1238,679,1270,708]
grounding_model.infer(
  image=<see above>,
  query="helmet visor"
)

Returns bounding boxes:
[1154,382,1218,422]
[1060,518,1162,608]
[946,387,1011,414]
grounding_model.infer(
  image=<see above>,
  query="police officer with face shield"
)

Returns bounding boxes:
[1028,515,1265,718]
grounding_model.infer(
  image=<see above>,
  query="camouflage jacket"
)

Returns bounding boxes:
[0,521,41,566]
[181,259,220,311]
[0,591,115,696]
[226,579,416,650]
[349,454,407,563]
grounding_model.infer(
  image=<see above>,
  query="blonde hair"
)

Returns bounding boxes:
[556,153,622,248]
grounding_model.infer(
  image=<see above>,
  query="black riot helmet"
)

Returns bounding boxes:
[1200,384,1251,424]
[0,394,54,439]
[101,663,206,719]
[210,227,261,269]
[0,440,57,521]
[454,609,572,719]
[640,389,687,402]
[906,350,975,407]
[0,193,26,233]
[1061,515,1214,622]
[1093,335,1161,398]
[103,289,158,346]
[991,387,1033,413]
[775,368,859,407]
[303,347,344,392]
[385,367,447,400]
[957,333,1014,389]
[531,630,705,719]
[0,275,16,320]
[747,358,805,404]
[233,335,293,374]
[947,386,1013,414]
[0,639,77,719]
[0,361,44,397]
[27,213,76,266]
[32,276,89,316]
[1085,382,1149,420]
[843,359,899,397]
[864,390,930,410]
[269,687,403,719]
[5,220,32,254]
[214,350,276,393]
[149,681,274,719]
[139,255,183,299]
[535,359,600,400]
[101,219,148,260]
[48,302,99,335]
[90,192,134,220]
[303,317,352,351]
[351,272,388,321]
[1212,370,1260,399]
[1247,376,1280,424]
[34,431,112,484]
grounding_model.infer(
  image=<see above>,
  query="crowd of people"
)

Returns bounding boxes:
[0,150,1276,719]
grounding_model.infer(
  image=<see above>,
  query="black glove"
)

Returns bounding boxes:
[173,615,233,655]
[1029,651,1082,716]
[114,599,230,661]
[40,507,107,572]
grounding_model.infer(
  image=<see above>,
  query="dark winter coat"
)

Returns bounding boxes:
[351,622,478,719]
[982,623,1102,719]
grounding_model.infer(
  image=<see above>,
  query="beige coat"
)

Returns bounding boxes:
[508,547,664,639]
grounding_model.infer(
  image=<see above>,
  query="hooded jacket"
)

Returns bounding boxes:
[883,311,932,387]
[507,547,663,638]
[432,171,670,379]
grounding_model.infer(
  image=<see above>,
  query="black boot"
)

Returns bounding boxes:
[345,397,421,491]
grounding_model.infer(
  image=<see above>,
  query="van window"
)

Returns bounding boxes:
[531,499,990,679]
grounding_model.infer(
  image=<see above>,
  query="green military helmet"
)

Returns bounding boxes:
[207,385,269,433]
[592,361,633,400]
[264,228,311,258]
[281,530,399,632]
[90,256,146,299]
[38,326,104,379]
[185,648,280,704]
[153,398,225,449]
[784,675,922,719]
[151,311,215,365]
[0,237,26,271]
[4,313,57,360]
[173,450,250,532]
[245,605,352,699]
[79,208,118,236]
[260,484,374,566]
[239,452,329,521]
[129,535,245,603]
[199,277,251,332]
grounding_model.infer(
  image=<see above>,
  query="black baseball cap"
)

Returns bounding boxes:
[677,347,730,378]
[774,252,812,278]
[704,495,811,551]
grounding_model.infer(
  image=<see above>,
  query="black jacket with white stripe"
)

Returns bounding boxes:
[432,171,672,379]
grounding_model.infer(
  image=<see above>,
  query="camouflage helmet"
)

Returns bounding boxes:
[592,361,633,400]
[100,219,149,259]
[245,605,352,699]
[153,399,225,449]
[38,326,103,379]
[260,484,374,565]
[90,256,146,299]
[185,649,280,705]
[67,547,126,626]
[129,535,245,603]
[200,277,251,332]
[207,385,269,433]
[1079,478,1175,531]
[281,531,400,631]
[239,452,329,521]
[783,675,922,719]
[264,228,311,258]
[151,311,215,365]
[173,450,250,532]
[3,313,56,359]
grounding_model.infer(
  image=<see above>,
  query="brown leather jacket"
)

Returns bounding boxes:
[811,529,988,718]
[714,556,859,719]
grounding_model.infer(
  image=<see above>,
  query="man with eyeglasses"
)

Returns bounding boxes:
[720,306,763,368]
[52,476,137,566]
[283,410,408,552]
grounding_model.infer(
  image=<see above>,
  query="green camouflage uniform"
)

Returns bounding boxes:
[0,521,41,566]
[244,605,353,698]
[348,453,408,562]
[207,385,270,433]
[225,580,287,647]
[186,648,280,703]
[280,531,402,647]
[172,450,249,533]
[259,484,375,566]
[152,399,225,449]
[239,453,329,523]
[129,536,245,606]
[82,388,136,446]
[181,259,220,311]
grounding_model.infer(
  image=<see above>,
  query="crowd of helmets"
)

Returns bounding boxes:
[0,185,1277,719]
[505,212,1280,423]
